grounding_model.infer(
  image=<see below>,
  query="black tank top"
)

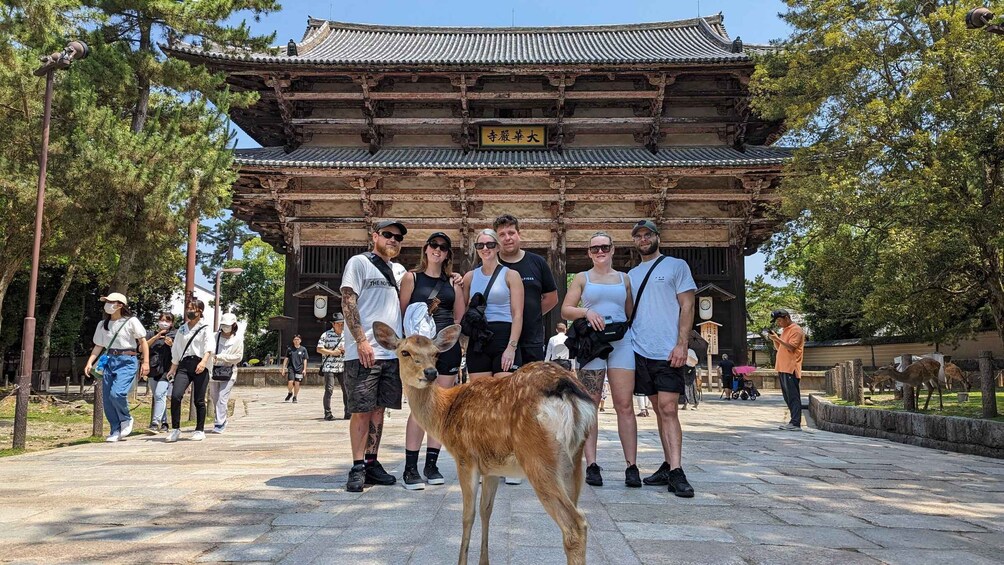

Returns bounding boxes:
[409,272,456,330]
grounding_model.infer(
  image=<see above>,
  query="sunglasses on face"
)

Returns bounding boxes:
[474,241,498,250]
[380,231,404,242]
[427,242,450,251]
[588,244,612,254]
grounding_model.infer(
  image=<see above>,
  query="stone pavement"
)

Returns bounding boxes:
[1,387,1002,564]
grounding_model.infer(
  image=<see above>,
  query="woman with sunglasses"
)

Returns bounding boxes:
[398,232,466,490]
[561,232,641,488]
[461,228,524,379]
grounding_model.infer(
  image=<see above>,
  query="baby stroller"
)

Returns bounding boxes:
[731,375,760,400]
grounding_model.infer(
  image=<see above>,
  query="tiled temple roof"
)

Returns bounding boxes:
[167,15,751,66]
[234,145,792,170]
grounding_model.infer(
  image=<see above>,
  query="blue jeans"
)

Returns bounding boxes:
[149,378,171,426]
[778,372,802,426]
[102,355,137,432]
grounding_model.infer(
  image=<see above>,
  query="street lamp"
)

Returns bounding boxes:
[12,41,90,450]
[215,267,244,331]
[966,7,1004,34]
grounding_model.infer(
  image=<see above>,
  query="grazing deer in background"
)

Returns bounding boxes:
[373,322,593,565]
[872,358,945,411]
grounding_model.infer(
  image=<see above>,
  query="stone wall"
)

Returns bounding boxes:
[236,367,325,388]
[809,395,1004,459]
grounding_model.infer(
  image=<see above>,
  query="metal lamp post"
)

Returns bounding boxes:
[214,268,244,331]
[12,41,90,450]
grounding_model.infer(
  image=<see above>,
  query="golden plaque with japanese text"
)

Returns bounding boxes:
[479,125,546,147]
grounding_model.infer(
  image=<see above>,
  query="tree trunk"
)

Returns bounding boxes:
[131,20,152,133]
[0,263,20,341]
[979,351,998,419]
[111,246,138,294]
[39,263,77,372]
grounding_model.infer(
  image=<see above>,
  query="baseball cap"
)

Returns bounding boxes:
[770,309,790,322]
[631,219,660,236]
[99,292,128,305]
[374,219,407,236]
[426,232,452,248]
[331,313,345,323]
[220,313,238,326]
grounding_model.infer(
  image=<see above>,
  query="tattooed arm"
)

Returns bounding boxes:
[341,288,375,368]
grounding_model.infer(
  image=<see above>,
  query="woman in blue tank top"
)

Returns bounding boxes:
[461,228,524,378]
[561,231,641,489]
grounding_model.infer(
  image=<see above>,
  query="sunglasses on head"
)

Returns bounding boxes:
[427,241,450,251]
[474,241,498,250]
[379,231,404,242]
[588,244,612,254]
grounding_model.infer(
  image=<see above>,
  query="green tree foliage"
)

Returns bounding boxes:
[198,216,253,278]
[745,275,802,365]
[752,1,1004,348]
[220,237,284,359]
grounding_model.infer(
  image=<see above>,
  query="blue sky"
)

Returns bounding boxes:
[221,0,791,283]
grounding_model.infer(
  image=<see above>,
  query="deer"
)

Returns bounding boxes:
[871,357,945,411]
[373,321,593,565]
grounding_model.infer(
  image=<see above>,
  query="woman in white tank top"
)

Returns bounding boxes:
[461,228,524,378]
[560,231,642,489]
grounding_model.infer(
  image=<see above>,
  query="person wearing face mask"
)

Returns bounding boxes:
[145,312,176,433]
[83,293,150,443]
[165,300,215,442]
[209,313,244,434]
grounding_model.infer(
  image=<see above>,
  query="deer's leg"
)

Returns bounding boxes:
[457,462,480,565]
[477,475,500,565]
[569,445,585,507]
[526,454,588,565]
[923,383,934,411]
[937,381,943,411]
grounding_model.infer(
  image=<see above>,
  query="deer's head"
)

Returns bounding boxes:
[373,321,461,389]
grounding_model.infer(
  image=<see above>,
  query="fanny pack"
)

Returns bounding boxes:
[90,318,131,379]
[595,322,629,344]
[211,332,234,381]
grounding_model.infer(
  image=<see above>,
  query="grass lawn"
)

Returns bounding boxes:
[0,385,192,456]
[828,390,1004,422]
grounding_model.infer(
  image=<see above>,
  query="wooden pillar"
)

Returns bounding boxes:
[546,226,568,337]
[979,351,998,419]
[729,246,748,365]
[901,353,916,411]
[283,247,300,339]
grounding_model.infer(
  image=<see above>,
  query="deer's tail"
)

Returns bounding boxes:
[539,375,597,459]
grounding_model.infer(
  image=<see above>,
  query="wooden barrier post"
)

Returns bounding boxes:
[92,378,104,437]
[825,368,834,396]
[980,351,998,419]
[837,363,847,401]
[902,353,916,411]
[853,358,864,405]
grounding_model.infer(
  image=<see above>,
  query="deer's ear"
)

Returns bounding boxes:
[433,324,462,353]
[373,322,400,350]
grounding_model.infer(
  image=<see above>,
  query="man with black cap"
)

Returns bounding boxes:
[340,219,409,492]
[768,309,805,430]
[627,219,698,497]
[317,313,348,421]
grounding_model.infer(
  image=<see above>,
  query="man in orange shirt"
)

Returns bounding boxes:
[769,309,805,431]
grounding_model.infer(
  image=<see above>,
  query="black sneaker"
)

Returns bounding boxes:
[643,461,672,486]
[403,466,426,490]
[625,465,642,488]
[324,413,335,421]
[292,396,298,404]
[424,462,445,485]
[585,463,603,486]
[347,464,366,492]
[284,393,293,402]
[364,461,397,486]
[667,467,695,498]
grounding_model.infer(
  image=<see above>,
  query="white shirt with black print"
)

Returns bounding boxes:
[318,329,345,374]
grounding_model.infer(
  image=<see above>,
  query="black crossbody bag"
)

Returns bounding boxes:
[627,255,666,328]
[366,252,400,296]
[460,264,503,340]
[212,332,234,381]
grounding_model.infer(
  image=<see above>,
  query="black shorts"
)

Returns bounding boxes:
[343,359,402,413]
[519,344,545,364]
[467,322,523,375]
[634,354,686,396]
[436,342,462,376]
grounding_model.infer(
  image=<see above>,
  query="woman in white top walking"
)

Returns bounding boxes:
[83,293,149,443]
[165,300,214,442]
[461,229,524,378]
[561,232,641,488]
[209,313,244,434]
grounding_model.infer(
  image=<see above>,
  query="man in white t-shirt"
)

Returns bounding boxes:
[341,219,408,493]
[627,219,697,498]
[544,322,574,371]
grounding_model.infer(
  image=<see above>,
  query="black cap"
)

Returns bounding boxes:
[426,232,452,248]
[374,219,407,236]
[331,313,344,323]
[631,219,660,236]
[770,309,790,322]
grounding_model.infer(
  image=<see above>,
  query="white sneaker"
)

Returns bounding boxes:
[166,429,181,443]
[119,418,134,438]
[190,431,206,441]
[105,432,120,443]
[504,477,523,485]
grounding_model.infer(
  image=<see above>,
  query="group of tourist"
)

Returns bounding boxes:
[82,213,807,499]
[83,293,245,444]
